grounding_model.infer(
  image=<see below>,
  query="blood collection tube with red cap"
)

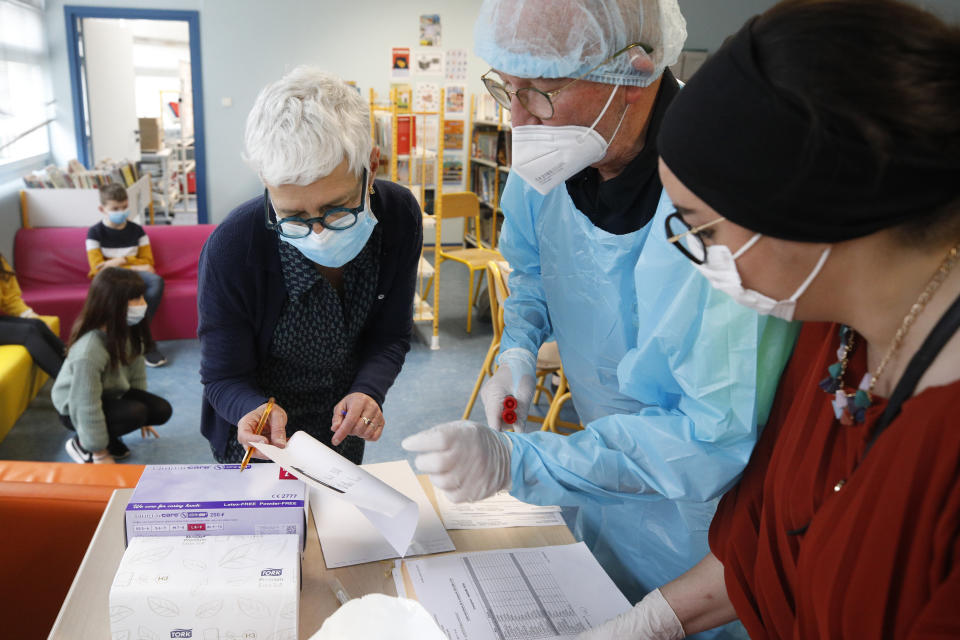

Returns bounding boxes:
[501,395,518,425]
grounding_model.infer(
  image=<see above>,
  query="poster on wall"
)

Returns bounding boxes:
[391,83,412,112]
[444,85,465,115]
[443,156,464,184]
[414,50,443,76]
[415,83,440,112]
[443,120,464,150]
[444,49,468,82]
[419,14,441,46]
[392,47,411,78]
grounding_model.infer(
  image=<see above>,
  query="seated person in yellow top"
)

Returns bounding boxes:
[0,253,65,377]
[86,183,166,367]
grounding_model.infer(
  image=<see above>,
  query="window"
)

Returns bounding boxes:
[0,0,51,165]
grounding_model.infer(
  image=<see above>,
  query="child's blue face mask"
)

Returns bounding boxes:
[107,209,130,225]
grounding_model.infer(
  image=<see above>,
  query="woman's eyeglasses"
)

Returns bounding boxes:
[481,41,652,120]
[264,169,368,239]
[664,212,725,265]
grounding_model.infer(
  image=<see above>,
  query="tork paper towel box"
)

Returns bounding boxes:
[124,464,308,550]
[109,534,300,640]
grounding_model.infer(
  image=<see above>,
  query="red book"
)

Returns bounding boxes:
[397,115,416,155]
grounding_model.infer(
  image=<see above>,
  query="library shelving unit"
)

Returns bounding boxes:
[139,134,196,224]
[466,94,511,250]
[370,88,441,334]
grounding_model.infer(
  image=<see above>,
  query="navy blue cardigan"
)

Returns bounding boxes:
[198,179,422,456]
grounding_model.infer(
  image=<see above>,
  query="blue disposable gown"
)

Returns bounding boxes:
[497,172,798,634]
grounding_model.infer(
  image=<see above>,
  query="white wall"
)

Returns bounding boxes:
[43,0,491,225]
[32,0,960,233]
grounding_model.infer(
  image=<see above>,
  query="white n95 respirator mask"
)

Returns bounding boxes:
[511,84,627,196]
[695,234,831,322]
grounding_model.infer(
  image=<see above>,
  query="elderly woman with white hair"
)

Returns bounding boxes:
[198,67,422,465]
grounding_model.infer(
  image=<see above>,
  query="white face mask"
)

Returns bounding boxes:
[694,234,831,322]
[126,304,147,326]
[510,84,627,195]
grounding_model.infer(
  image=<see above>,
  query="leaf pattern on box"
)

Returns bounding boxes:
[279,600,296,619]
[218,540,263,569]
[129,545,174,565]
[237,597,271,619]
[256,535,288,558]
[146,596,180,617]
[267,629,298,640]
[195,599,224,619]
[109,605,135,624]
[137,625,159,640]
[190,576,209,598]
[111,629,130,640]
[113,571,134,588]
[183,559,208,571]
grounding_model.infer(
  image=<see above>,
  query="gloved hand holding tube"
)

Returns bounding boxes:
[480,347,537,432]
[574,589,685,640]
[401,420,512,503]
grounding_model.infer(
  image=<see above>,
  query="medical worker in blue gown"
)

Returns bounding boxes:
[404,1,798,636]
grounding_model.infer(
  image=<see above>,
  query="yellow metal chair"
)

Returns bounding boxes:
[463,261,582,434]
[428,192,502,334]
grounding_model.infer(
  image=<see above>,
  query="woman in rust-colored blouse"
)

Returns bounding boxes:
[578,1,960,638]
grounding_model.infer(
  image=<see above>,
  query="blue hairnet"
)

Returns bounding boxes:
[474,0,687,87]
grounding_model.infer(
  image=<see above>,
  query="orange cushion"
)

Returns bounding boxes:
[0,461,144,639]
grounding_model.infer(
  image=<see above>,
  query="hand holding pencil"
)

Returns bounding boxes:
[237,398,288,467]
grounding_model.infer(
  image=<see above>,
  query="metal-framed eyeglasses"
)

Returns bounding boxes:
[664,212,726,265]
[264,168,368,239]
[480,41,653,120]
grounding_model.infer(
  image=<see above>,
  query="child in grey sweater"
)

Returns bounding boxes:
[52,267,171,463]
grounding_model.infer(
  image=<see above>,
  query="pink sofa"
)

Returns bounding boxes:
[14,225,215,341]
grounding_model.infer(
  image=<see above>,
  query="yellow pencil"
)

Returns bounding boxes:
[239,397,275,472]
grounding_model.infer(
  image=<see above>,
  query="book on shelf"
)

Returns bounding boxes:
[397,115,416,156]
[471,164,497,204]
[23,159,139,190]
[471,130,499,163]
[475,94,500,122]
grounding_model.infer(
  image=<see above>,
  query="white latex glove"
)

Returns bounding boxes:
[575,589,685,640]
[480,347,537,432]
[401,420,512,503]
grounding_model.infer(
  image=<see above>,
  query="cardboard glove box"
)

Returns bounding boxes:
[110,534,300,640]
[124,464,308,550]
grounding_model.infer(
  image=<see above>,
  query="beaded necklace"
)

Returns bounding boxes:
[820,244,960,425]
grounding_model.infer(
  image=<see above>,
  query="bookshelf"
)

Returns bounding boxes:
[466,94,510,250]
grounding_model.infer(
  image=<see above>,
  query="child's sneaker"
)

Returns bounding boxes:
[145,349,167,367]
[108,437,131,460]
[65,436,93,464]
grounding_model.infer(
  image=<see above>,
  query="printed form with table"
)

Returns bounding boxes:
[65,430,632,639]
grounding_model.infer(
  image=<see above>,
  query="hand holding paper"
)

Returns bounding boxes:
[254,431,419,556]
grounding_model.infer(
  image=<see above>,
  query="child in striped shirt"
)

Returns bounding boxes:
[86,183,167,366]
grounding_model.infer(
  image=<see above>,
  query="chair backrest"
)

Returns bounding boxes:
[437,191,480,220]
[486,261,505,343]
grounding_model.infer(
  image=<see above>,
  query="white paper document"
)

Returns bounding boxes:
[405,542,631,639]
[436,490,565,529]
[254,433,428,561]
[311,459,455,568]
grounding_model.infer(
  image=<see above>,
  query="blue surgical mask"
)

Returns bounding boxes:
[108,209,130,225]
[126,304,147,326]
[279,207,378,268]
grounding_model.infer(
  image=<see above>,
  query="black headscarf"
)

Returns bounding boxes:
[657,18,959,243]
